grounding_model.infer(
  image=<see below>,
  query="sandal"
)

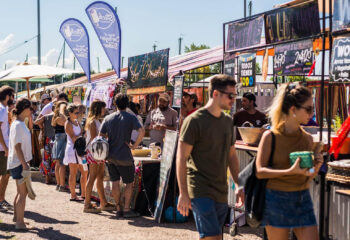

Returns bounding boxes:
[84,204,101,213]
[70,196,84,202]
[101,202,116,211]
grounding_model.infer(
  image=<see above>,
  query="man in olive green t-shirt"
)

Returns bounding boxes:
[176,74,244,240]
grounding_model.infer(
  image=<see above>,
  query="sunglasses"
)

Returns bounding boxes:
[300,106,314,114]
[73,112,80,115]
[218,90,238,100]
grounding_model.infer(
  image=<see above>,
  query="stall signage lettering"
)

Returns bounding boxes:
[265,2,320,44]
[274,39,313,76]
[172,76,184,108]
[238,53,255,87]
[331,36,350,81]
[226,16,264,52]
[127,48,169,91]
[333,0,350,32]
[224,53,235,77]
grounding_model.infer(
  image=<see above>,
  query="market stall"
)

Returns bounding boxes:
[222,0,350,239]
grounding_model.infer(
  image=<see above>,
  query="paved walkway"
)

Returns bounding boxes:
[0,179,263,240]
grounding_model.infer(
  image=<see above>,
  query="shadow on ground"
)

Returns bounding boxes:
[127,216,197,231]
[1,210,78,225]
[0,222,80,240]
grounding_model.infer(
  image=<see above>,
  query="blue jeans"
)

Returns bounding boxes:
[191,197,228,238]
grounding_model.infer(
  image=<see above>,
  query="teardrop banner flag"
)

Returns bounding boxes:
[86,1,121,78]
[59,18,91,83]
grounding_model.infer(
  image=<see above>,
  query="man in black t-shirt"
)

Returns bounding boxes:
[233,92,267,140]
[100,94,145,218]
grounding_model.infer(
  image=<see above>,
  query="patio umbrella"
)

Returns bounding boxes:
[0,62,80,98]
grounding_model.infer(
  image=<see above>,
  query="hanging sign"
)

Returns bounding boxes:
[226,16,264,52]
[59,18,91,83]
[86,1,122,78]
[224,53,235,77]
[238,53,256,87]
[331,36,350,82]
[127,48,169,95]
[265,2,320,44]
[333,0,350,32]
[172,76,184,108]
[274,39,314,76]
[89,84,116,108]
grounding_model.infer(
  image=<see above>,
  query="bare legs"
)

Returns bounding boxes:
[0,174,10,201]
[14,180,27,228]
[111,181,133,212]
[85,163,107,209]
[54,160,66,188]
[266,226,319,240]
[68,163,87,199]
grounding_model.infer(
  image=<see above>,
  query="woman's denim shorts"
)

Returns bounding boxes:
[262,189,317,228]
[10,165,23,180]
[52,133,67,164]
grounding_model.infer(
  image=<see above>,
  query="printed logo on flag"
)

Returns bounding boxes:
[87,7,116,30]
[62,24,85,42]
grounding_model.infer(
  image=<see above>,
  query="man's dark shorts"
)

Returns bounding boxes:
[0,151,9,176]
[106,162,135,184]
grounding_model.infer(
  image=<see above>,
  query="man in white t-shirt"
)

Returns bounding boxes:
[38,92,68,118]
[0,86,14,211]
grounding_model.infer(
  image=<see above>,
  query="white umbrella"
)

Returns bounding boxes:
[0,63,81,98]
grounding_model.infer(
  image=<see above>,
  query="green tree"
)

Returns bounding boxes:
[184,43,210,53]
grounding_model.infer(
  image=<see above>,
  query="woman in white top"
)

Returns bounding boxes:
[7,98,32,230]
[63,104,87,201]
[84,100,114,213]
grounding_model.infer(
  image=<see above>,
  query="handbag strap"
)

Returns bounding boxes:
[268,131,275,167]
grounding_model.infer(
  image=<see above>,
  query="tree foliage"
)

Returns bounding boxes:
[184,43,210,53]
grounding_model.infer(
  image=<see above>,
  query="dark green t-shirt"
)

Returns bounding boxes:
[180,107,235,203]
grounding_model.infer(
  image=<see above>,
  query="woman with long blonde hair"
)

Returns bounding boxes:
[84,100,115,213]
[51,101,68,192]
[256,84,323,240]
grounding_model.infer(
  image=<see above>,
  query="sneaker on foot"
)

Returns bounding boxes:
[116,210,123,218]
[123,210,140,218]
[0,200,13,210]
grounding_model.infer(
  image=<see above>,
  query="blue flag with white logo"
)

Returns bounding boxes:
[59,18,91,83]
[86,1,121,78]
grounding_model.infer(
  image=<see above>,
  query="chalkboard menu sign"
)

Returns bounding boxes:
[224,53,235,77]
[154,130,178,223]
[265,2,320,44]
[333,0,350,32]
[331,36,350,82]
[238,53,256,87]
[274,39,314,76]
[226,16,264,52]
[172,76,184,108]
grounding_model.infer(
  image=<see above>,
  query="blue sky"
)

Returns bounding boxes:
[0,0,285,72]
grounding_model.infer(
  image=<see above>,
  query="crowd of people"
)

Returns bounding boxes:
[0,74,324,240]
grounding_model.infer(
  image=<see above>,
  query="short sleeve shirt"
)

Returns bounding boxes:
[7,120,32,169]
[233,110,267,140]
[100,111,141,165]
[145,107,178,144]
[0,103,9,151]
[180,108,235,203]
[40,102,53,116]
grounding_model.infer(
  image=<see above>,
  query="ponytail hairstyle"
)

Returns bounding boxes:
[64,103,79,121]
[268,83,312,130]
[12,98,31,117]
[85,100,106,131]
